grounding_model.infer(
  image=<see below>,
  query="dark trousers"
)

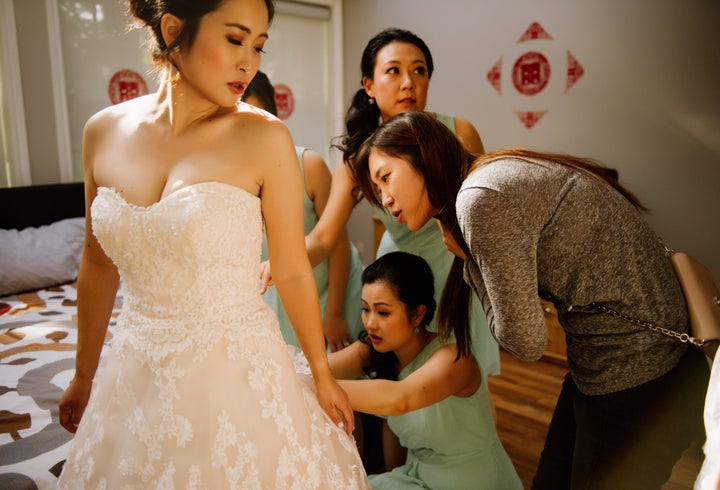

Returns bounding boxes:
[532,347,709,490]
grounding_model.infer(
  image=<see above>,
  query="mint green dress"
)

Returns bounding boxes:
[261,147,365,346]
[375,113,500,377]
[368,338,521,490]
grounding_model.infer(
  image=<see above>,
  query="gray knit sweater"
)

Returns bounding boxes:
[456,157,688,395]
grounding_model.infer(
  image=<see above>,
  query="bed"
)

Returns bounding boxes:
[0,182,121,489]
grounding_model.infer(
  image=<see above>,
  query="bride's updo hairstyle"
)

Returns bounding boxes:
[127,0,275,67]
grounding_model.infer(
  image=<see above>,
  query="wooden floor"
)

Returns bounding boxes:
[487,349,705,490]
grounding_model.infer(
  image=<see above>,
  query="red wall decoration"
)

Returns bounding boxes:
[273,83,295,121]
[486,22,585,129]
[511,51,551,96]
[108,69,148,105]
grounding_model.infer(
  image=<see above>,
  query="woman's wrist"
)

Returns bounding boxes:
[71,372,94,386]
[309,361,334,382]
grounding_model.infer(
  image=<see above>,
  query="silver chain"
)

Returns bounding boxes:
[586,302,705,348]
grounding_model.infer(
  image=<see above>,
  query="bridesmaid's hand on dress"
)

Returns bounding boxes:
[315,372,355,436]
[259,260,274,294]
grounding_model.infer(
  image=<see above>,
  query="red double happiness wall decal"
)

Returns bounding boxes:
[486,22,585,129]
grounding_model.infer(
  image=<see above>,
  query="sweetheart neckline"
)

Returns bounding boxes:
[97,182,259,211]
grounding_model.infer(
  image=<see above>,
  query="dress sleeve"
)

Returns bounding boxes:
[456,186,548,361]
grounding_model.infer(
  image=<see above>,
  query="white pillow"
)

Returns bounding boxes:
[0,217,85,296]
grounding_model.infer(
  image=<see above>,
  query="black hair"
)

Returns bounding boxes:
[244,70,278,116]
[360,251,436,380]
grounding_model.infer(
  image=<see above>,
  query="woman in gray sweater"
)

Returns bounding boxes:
[350,111,709,489]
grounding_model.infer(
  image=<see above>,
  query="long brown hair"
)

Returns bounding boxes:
[352,111,647,359]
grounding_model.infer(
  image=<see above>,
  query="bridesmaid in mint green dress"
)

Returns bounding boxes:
[329,252,521,490]
[370,337,520,489]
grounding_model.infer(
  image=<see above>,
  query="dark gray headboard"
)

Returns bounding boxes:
[0,182,85,230]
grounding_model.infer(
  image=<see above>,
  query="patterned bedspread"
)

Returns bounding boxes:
[0,283,121,489]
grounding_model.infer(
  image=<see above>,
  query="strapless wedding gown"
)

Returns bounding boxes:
[58,182,368,489]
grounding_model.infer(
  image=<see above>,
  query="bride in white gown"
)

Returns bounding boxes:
[56,0,369,487]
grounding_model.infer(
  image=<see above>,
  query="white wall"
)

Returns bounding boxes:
[342,0,720,280]
[13,0,63,184]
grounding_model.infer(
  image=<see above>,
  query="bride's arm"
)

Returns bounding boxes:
[59,114,120,433]
[259,121,354,434]
[259,159,359,292]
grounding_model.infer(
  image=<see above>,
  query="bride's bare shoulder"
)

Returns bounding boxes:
[84,94,156,136]
[228,102,293,147]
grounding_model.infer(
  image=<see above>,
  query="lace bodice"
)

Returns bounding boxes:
[92,182,283,362]
[94,182,261,309]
